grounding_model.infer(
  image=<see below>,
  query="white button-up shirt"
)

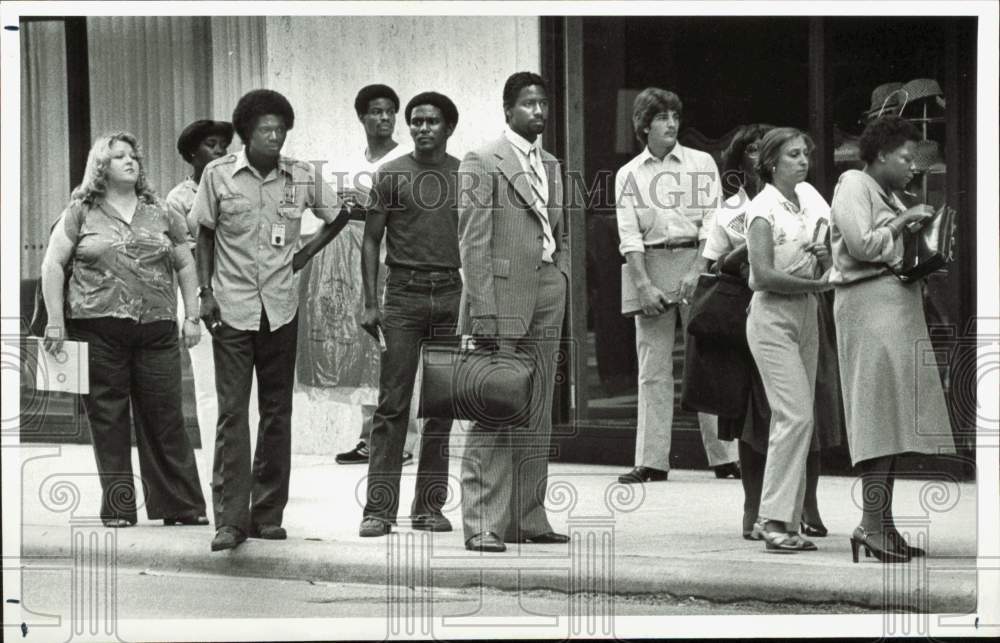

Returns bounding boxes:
[504,126,555,262]
[615,143,721,256]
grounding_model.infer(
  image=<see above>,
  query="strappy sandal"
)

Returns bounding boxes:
[755,518,815,553]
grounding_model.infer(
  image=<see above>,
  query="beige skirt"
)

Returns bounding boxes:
[833,275,956,465]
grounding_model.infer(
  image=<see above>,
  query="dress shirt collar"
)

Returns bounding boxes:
[231,148,294,180]
[639,142,685,166]
[760,182,803,214]
[855,168,901,208]
[504,126,541,158]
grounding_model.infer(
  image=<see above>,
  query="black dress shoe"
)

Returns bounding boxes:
[163,514,209,526]
[519,531,570,544]
[617,466,668,484]
[800,520,828,538]
[713,462,741,479]
[211,526,247,552]
[359,516,392,537]
[251,524,287,540]
[465,531,506,552]
[411,513,453,532]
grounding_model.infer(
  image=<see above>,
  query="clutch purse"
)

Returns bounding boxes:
[686,271,753,347]
[890,204,957,283]
[418,338,535,428]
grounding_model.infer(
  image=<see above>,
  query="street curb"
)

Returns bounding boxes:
[20,524,977,613]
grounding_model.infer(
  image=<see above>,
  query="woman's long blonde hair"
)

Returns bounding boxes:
[70,131,158,205]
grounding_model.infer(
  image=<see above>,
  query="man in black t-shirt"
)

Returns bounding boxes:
[357,91,462,537]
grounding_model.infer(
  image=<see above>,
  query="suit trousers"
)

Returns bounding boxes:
[461,263,566,542]
[69,317,206,522]
[746,291,819,526]
[211,311,297,533]
[177,295,259,490]
[634,304,738,471]
[364,269,461,522]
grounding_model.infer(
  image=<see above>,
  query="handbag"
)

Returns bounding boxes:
[890,204,957,283]
[418,337,535,428]
[29,213,78,337]
[686,271,753,347]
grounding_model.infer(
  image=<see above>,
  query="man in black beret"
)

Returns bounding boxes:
[166,120,234,241]
[165,119,238,494]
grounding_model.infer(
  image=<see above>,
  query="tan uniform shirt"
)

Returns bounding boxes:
[191,150,343,331]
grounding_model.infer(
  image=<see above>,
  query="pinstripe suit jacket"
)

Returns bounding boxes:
[457,136,569,338]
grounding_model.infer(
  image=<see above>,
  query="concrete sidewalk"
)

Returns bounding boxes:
[14,442,978,613]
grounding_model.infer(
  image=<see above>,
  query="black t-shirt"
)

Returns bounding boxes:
[370,153,461,270]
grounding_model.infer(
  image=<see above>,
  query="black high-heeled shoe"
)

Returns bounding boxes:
[800,520,828,538]
[850,526,911,563]
[887,530,926,558]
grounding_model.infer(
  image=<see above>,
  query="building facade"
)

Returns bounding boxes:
[18,15,979,476]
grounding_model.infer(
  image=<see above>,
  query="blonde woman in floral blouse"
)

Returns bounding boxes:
[41,131,207,528]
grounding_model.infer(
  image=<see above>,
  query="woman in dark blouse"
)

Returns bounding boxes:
[41,132,207,528]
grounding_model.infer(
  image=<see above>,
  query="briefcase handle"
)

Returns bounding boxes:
[459,334,503,364]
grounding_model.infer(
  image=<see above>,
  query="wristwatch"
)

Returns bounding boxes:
[184,316,200,324]
[198,285,213,297]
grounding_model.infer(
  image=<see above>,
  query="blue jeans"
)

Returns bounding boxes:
[364,268,461,521]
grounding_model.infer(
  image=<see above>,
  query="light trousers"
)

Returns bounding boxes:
[746,291,819,526]
[635,303,738,471]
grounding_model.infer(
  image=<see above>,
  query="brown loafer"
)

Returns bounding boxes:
[465,531,506,552]
[251,524,287,540]
[211,526,247,552]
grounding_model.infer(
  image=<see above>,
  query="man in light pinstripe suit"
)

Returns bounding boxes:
[457,72,571,553]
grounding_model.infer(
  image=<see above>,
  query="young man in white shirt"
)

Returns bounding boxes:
[614,87,740,485]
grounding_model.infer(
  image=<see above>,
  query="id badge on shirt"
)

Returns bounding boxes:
[271,223,286,247]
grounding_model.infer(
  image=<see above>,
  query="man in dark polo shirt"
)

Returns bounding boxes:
[357,91,462,537]
[192,89,350,552]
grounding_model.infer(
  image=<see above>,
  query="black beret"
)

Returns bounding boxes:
[176,120,234,161]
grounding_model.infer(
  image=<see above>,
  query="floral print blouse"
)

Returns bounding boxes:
[62,199,188,323]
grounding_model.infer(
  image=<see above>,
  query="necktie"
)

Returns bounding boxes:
[527,147,547,207]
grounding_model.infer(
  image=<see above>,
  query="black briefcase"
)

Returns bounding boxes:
[418,340,535,428]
